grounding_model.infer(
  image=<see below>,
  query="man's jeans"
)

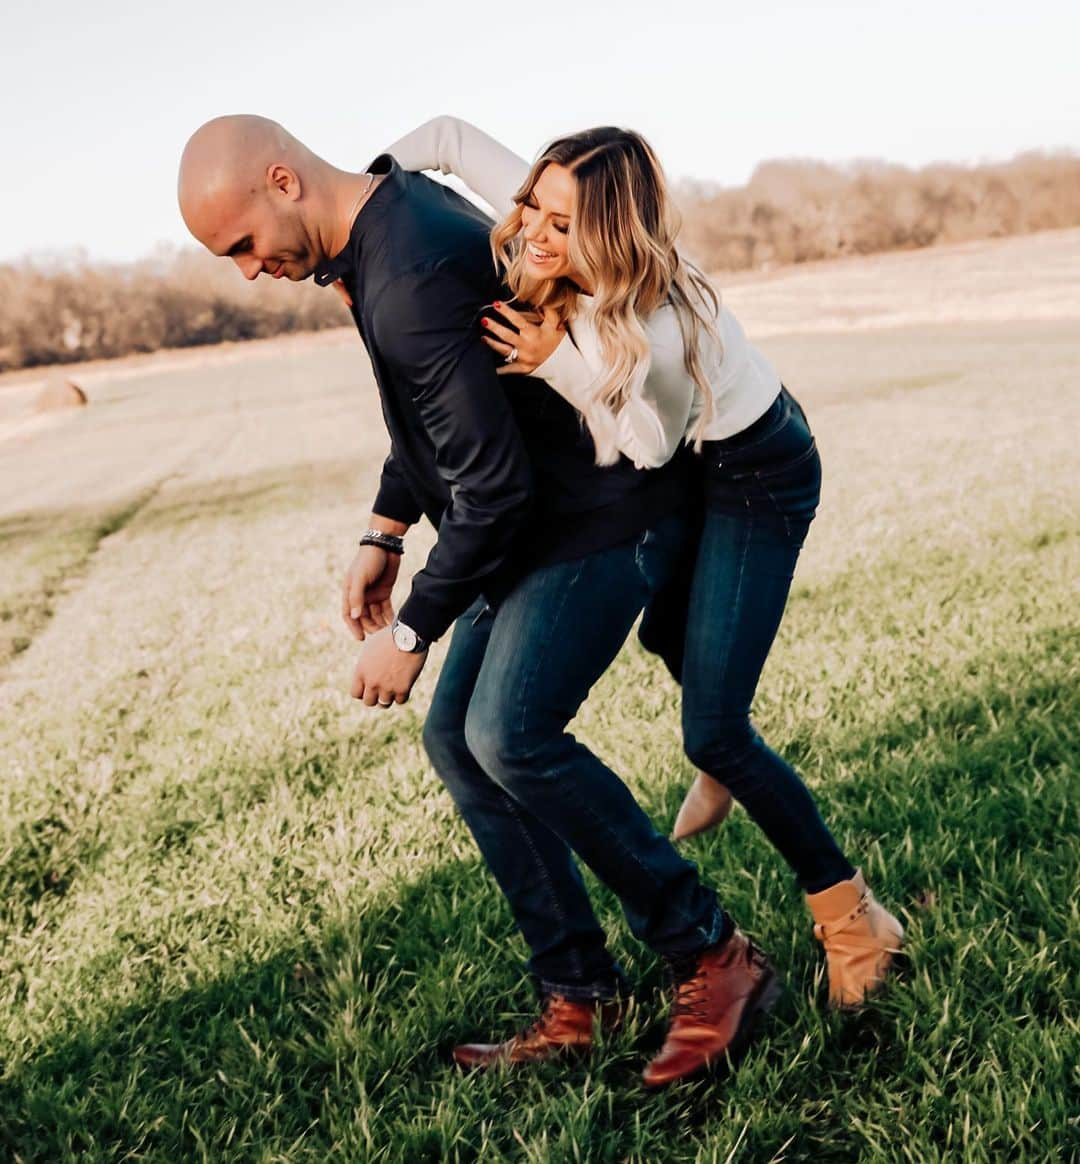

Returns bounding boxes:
[422,514,729,1001]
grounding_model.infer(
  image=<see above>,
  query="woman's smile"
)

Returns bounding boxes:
[526,242,559,264]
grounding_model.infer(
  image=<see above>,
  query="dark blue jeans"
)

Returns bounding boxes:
[642,388,856,895]
[422,514,729,1001]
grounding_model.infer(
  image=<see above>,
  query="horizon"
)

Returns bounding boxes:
[8,142,1079,271]
[5,0,1078,265]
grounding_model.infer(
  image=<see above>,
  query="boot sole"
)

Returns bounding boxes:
[643,966,783,1090]
[452,1041,592,1071]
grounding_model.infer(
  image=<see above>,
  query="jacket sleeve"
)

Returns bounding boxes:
[370,267,534,642]
[384,115,530,219]
[372,445,424,526]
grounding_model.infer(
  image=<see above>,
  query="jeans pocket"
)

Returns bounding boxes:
[752,441,822,542]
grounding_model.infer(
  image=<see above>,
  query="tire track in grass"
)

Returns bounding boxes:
[0,479,172,671]
[0,389,256,674]
[0,474,189,934]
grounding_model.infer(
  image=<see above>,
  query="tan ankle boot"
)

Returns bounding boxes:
[806,869,904,1008]
[671,771,734,841]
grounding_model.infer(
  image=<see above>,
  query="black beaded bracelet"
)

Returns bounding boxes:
[359,529,405,555]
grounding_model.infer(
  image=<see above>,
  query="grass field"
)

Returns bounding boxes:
[0,232,1077,1162]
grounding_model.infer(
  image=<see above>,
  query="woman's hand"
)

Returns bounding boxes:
[480,302,565,375]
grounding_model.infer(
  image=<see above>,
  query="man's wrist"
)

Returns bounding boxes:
[360,529,404,555]
[368,513,409,538]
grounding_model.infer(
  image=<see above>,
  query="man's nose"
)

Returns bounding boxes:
[232,254,263,280]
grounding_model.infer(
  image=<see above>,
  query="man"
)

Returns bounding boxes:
[177,114,780,1087]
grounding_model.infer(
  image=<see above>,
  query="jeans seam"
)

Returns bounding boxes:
[497,785,586,982]
[752,438,819,481]
[499,559,612,977]
[756,478,795,540]
[634,530,653,586]
[512,556,589,738]
[754,440,819,542]
[548,755,715,938]
[703,509,753,721]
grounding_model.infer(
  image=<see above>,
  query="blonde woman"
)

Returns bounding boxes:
[386,116,904,1008]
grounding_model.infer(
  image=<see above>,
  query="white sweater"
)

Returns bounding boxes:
[385,116,781,469]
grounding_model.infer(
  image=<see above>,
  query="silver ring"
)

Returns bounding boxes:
[504,347,519,364]
[378,699,392,707]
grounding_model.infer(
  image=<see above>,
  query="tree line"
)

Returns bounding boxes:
[2,150,1077,373]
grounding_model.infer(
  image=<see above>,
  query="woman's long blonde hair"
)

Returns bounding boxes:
[491,126,719,464]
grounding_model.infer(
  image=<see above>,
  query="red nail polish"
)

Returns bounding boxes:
[481,318,489,327]
[493,301,502,308]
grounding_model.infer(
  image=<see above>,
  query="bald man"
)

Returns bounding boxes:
[178,116,777,1088]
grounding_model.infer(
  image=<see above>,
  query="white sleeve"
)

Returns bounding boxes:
[532,308,696,470]
[383,115,529,219]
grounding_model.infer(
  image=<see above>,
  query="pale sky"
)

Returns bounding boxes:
[3,0,1077,264]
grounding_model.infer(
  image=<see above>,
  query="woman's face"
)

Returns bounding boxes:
[520,163,578,283]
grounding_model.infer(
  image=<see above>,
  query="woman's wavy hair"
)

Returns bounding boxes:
[491,126,719,463]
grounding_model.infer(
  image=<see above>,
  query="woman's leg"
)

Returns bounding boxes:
[681,389,903,1004]
[682,505,855,892]
[681,390,856,894]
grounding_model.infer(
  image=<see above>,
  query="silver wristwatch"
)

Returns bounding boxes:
[391,616,429,654]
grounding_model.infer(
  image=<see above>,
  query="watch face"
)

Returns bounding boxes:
[394,622,418,652]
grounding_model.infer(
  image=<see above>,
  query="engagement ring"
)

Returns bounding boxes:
[504,347,519,364]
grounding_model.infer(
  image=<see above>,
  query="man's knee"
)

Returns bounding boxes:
[422,703,470,776]
[462,701,503,777]
[464,699,549,788]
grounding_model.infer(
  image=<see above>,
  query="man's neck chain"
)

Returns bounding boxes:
[346,172,376,232]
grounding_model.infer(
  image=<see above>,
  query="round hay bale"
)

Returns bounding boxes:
[34,378,88,414]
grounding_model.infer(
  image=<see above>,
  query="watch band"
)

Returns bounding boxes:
[359,529,405,555]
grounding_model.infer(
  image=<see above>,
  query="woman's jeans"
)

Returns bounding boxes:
[643,387,856,895]
[422,514,730,1002]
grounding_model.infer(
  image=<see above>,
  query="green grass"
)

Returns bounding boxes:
[0,319,1077,1161]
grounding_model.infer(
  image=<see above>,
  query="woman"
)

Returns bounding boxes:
[385,116,903,1007]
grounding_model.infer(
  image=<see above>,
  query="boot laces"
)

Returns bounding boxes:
[517,993,564,1042]
[667,953,710,1021]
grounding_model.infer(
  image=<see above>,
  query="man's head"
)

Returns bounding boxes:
[178,114,328,282]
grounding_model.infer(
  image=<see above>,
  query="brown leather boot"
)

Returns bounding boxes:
[642,929,781,1089]
[671,771,734,841]
[806,868,904,1008]
[452,993,625,1070]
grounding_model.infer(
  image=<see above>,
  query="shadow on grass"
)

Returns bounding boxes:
[0,857,531,1159]
[1,634,1076,1160]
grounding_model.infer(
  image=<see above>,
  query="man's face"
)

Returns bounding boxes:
[186,181,317,283]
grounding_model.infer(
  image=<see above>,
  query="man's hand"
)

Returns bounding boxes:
[350,627,428,707]
[480,302,565,375]
[342,545,401,641]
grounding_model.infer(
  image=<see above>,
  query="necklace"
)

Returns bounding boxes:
[346,172,376,231]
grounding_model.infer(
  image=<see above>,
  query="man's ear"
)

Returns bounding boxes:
[267,163,302,201]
